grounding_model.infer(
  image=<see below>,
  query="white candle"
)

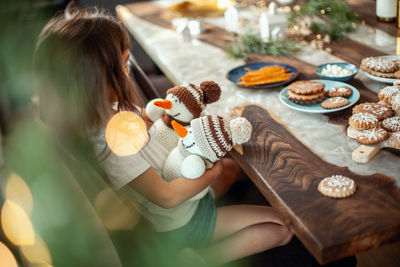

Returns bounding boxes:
[224,6,239,33]
[376,0,397,20]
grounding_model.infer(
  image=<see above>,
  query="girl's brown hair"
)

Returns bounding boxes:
[35,9,143,132]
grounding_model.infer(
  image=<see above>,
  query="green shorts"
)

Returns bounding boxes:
[157,193,217,249]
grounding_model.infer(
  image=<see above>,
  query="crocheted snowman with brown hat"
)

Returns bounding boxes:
[145,81,221,152]
[163,115,252,187]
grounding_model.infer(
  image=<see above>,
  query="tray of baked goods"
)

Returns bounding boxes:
[347,84,400,163]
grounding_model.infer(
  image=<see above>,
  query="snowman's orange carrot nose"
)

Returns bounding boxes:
[154,100,172,110]
[171,120,188,138]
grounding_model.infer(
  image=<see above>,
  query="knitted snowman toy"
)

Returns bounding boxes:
[162,115,252,184]
[145,81,221,152]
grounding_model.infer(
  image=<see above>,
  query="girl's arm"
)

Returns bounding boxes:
[127,160,223,209]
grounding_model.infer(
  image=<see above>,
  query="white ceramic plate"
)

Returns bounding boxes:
[279,79,360,113]
[360,55,400,84]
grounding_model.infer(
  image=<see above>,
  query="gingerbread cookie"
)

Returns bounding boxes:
[381,116,400,132]
[390,93,400,111]
[386,132,400,148]
[349,112,379,129]
[318,175,356,198]
[361,57,398,73]
[356,127,389,145]
[378,85,400,104]
[288,80,325,95]
[287,90,327,105]
[352,102,393,120]
[321,97,349,109]
[327,86,353,97]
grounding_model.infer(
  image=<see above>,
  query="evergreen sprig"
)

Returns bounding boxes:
[289,0,359,41]
[225,33,300,59]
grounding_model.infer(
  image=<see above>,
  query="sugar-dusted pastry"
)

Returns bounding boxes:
[390,93,400,111]
[327,86,353,97]
[381,116,400,132]
[378,85,400,104]
[361,57,398,73]
[287,89,327,105]
[318,175,356,198]
[386,132,400,149]
[321,97,349,109]
[349,112,379,129]
[352,102,393,120]
[356,127,389,145]
[288,80,325,95]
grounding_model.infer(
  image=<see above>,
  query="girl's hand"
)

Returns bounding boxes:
[205,160,223,179]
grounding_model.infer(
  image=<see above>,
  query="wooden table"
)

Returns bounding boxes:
[116,1,400,264]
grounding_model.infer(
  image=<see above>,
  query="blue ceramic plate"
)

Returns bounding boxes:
[226,62,298,89]
[316,62,358,81]
[279,79,360,113]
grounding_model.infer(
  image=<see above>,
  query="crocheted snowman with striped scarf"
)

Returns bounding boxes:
[162,115,252,184]
[145,81,221,152]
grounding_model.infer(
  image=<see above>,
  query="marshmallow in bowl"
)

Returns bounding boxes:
[320,64,354,77]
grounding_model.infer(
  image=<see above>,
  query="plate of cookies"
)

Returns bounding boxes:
[360,55,400,83]
[279,79,360,113]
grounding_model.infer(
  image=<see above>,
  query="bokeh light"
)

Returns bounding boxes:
[1,200,35,246]
[95,188,140,231]
[20,235,52,265]
[0,242,18,267]
[105,111,148,156]
[4,172,33,215]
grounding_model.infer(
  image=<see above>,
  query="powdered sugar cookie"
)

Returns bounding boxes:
[288,80,325,95]
[381,116,400,132]
[352,102,393,120]
[386,132,400,148]
[378,85,400,104]
[321,97,349,109]
[356,127,389,145]
[391,93,400,111]
[327,86,353,97]
[349,112,379,129]
[361,57,398,73]
[318,175,356,198]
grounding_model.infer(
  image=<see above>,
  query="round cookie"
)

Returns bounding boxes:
[390,93,400,111]
[378,85,400,104]
[321,97,349,109]
[361,57,398,73]
[386,132,400,149]
[349,112,379,129]
[288,80,325,95]
[381,116,400,132]
[360,65,396,78]
[318,175,356,198]
[327,86,353,97]
[287,90,327,105]
[352,102,393,120]
[356,127,389,145]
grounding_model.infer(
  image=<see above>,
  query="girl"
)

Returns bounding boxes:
[35,9,292,266]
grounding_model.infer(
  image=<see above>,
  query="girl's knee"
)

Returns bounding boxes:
[278,225,293,246]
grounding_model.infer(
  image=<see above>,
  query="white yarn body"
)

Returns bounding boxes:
[149,120,180,152]
[163,142,209,200]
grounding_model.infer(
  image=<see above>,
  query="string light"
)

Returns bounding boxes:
[20,235,52,265]
[4,172,33,215]
[320,9,325,15]
[1,200,35,246]
[0,242,18,267]
[105,111,148,156]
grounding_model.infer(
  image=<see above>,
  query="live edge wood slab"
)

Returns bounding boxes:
[231,104,400,264]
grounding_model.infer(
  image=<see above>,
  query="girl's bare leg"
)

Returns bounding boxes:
[197,205,293,266]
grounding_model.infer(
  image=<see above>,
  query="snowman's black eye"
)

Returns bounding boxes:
[175,99,178,103]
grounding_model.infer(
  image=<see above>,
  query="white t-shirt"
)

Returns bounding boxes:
[91,130,201,232]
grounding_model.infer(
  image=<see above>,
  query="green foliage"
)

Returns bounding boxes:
[225,33,301,59]
[289,0,359,40]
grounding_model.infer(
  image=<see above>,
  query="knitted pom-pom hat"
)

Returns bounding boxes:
[166,81,221,118]
[190,115,252,162]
